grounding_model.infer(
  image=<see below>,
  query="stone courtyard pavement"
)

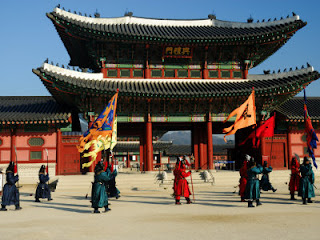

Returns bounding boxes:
[1,170,320,240]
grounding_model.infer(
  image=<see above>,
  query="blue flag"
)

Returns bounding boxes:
[304,88,318,168]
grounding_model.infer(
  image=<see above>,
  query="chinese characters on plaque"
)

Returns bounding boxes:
[164,46,192,58]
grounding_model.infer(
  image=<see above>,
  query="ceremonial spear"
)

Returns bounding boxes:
[13,145,20,188]
[45,148,49,184]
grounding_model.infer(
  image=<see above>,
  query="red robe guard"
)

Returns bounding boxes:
[289,157,301,200]
[173,159,192,205]
[239,160,248,202]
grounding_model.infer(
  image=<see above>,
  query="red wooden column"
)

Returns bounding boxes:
[56,129,62,175]
[287,131,293,169]
[207,114,214,169]
[203,46,209,79]
[199,125,206,169]
[144,44,151,78]
[146,114,153,171]
[192,125,199,170]
[10,129,16,162]
[139,134,144,171]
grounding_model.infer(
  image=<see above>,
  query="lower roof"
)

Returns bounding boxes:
[33,63,320,100]
[276,97,320,122]
[0,96,71,125]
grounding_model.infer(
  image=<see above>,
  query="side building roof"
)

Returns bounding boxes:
[0,96,71,126]
[276,97,320,122]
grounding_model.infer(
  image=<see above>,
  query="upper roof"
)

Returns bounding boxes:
[47,7,307,69]
[276,97,320,122]
[49,7,305,41]
[33,63,320,99]
[0,96,71,125]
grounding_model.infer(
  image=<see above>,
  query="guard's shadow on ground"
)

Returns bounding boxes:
[32,204,92,214]
[21,198,90,208]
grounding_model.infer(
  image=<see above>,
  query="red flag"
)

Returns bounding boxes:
[239,114,276,147]
[46,165,49,174]
[14,164,17,174]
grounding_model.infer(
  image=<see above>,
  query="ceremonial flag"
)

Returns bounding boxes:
[304,88,318,168]
[239,114,276,148]
[106,117,117,151]
[223,90,256,142]
[78,91,118,168]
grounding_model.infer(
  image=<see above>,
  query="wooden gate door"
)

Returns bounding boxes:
[266,142,286,169]
[59,136,81,175]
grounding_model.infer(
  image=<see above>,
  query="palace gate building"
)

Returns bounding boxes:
[1,6,320,174]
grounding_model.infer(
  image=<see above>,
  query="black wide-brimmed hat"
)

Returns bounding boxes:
[6,161,14,173]
[39,165,46,174]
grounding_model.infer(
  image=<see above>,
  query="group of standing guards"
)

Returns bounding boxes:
[239,155,315,207]
[0,155,316,212]
[0,160,120,213]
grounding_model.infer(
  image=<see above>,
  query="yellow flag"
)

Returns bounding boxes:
[223,90,256,142]
[107,117,117,151]
[81,118,118,169]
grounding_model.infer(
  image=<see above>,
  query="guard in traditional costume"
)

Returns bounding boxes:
[239,155,249,202]
[260,161,277,192]
[289,157,300,200]
[298,157,315,204]
[0,162,21,211]
[244,158,263,207]
[91,161,117,213]
[35,165,52,202]
[105,164,120,199]
[173,157,192,205]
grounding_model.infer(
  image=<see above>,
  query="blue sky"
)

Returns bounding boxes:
[1,0,319,96]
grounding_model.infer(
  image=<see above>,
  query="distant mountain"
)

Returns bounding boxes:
[160,131,234,145]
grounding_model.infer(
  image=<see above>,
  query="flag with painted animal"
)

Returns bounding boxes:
[78,91,118,168]
[304,88,318,168]
[223,89,256,142]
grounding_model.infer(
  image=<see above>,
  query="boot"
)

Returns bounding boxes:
[256,199,262,206]
[93,208,100,213]
[241,197,245,202]
[248,201,255,208]
[175,199,181,205]
[308,198,313,203]
[303,198,307,205]
[35,199,40,202]
[15,204,22,210]
[186,197,192,204]
[48,198,53,201]
[0,205,7,211]
[290,193,296,200]
[104,206,111,212]
[272,187,277,192]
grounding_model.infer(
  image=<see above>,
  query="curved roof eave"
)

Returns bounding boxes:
[52,7,301,29]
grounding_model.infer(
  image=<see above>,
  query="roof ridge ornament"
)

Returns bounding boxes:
[124,11,133,17]
[208,14,216,20]
[94,9,100,18]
